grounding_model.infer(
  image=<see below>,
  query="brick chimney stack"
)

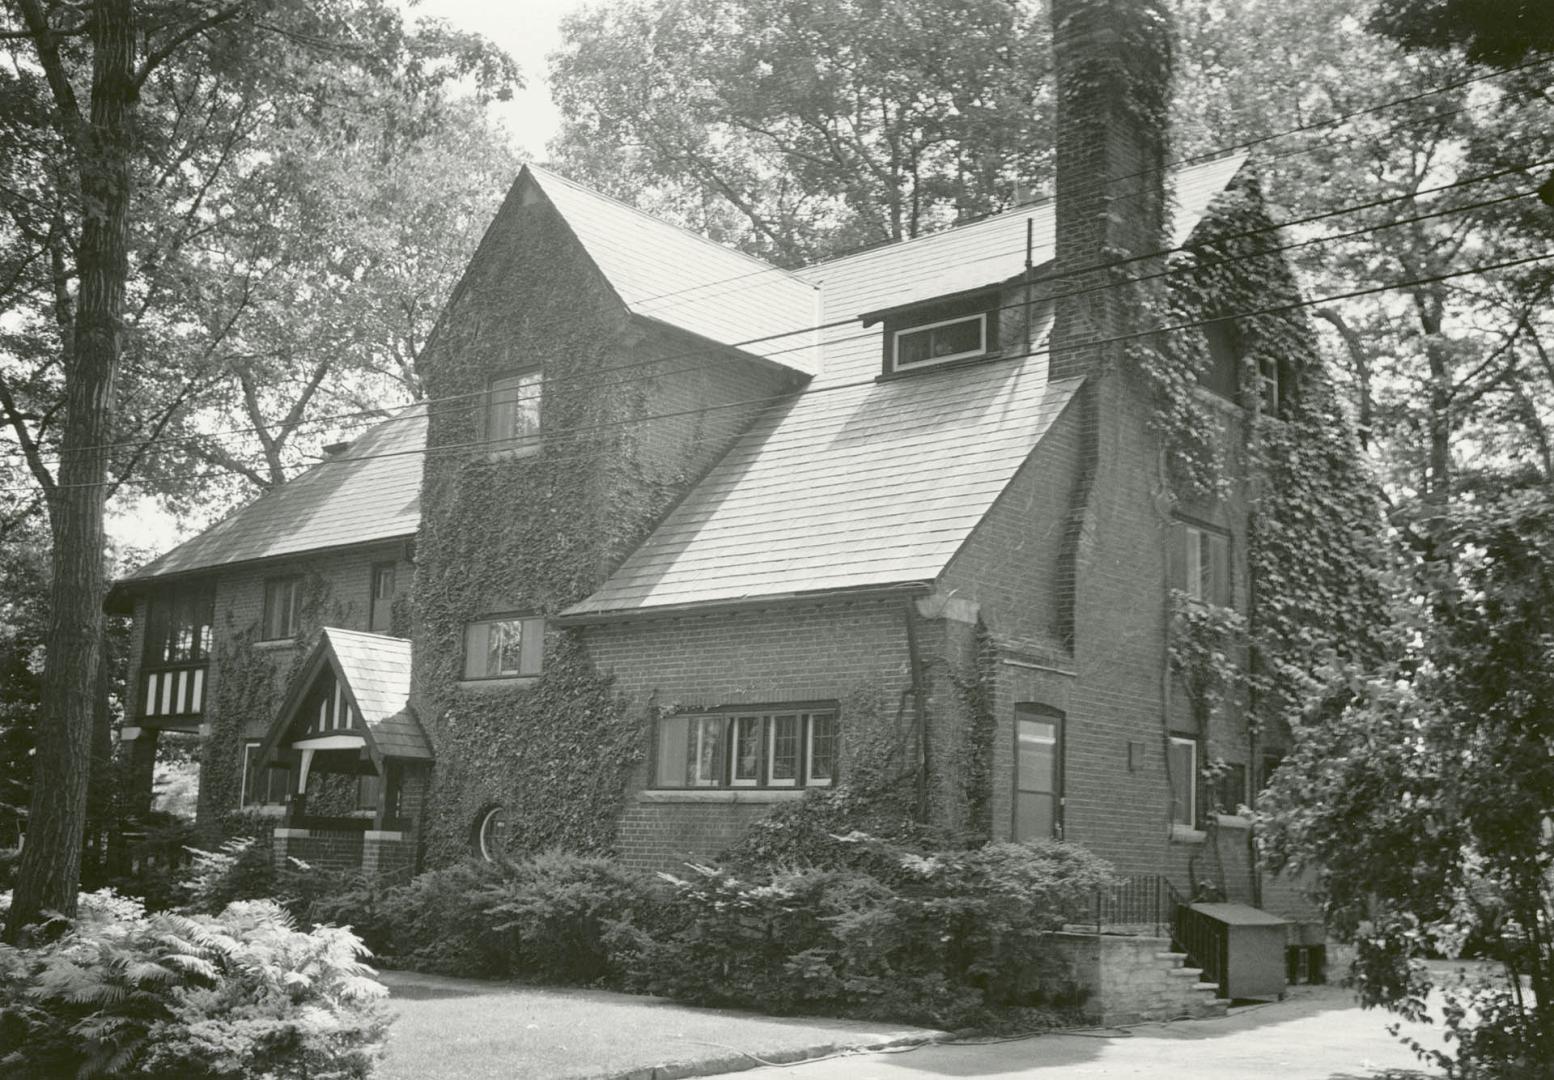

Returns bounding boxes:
[1049,0,1172,383]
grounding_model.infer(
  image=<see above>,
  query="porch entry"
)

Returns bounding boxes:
[1013,703,1064,840]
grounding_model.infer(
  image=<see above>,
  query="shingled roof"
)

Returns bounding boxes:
[260,627,431,765]
[528,166,821,373]
[123,405,424,583]
[563,154,1247,618]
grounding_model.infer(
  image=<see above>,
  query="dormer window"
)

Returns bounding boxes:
[871,288,1002,377]
[894,313,988,370]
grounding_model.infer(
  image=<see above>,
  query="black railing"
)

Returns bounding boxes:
[1090,873,1180,937]
[1172,901,1230,995]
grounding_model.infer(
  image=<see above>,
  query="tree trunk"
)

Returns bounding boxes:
[5,0,135,940]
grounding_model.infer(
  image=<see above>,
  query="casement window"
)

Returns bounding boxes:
[143,588,214,664]
[1258,752,1285,795]
[261,577,302,641]
[1013,704,1064,840]
[487,369,542,454]
[1201,323,1240,400]
[1173,521,1231,607]
[240,742,288,808]
[654,707,838,789]
[1168,736,1199,828]
[893,313,988,370]
[368,562,396,634]
[462,615,544,680]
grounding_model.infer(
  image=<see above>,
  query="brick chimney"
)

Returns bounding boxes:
[1049,0,1172,383]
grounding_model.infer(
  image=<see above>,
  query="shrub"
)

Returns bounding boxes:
[0,890,389,1080]
[479,850,665,984]
[372,859,510,975]
[636,838,1113,1028]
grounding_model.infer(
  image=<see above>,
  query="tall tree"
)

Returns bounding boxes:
[548,0,1052,264]
[0,0,516,938]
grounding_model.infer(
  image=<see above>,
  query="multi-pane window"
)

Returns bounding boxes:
[655,709,838,789]
[369,563,396,633]
[1169,736,1199,828]
[241,742,288,808]
[261,577,302,641]
[893,313,987,371]
[487,370,542,453]
[1014,706,1063,840]
[463,615,544,680]
[143,588,214,664]
[1178,522,1231,607]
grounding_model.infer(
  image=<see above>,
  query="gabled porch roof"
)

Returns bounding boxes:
[257,627,431,769]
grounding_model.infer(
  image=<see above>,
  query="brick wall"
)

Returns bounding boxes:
[586,598,921,872]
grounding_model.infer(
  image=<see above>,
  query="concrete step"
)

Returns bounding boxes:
[1154,951,1188,965]
[1167,966,1205,978]
[1193,981,1222,993]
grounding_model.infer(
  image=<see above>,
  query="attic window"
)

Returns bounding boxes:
[893,313,987,371]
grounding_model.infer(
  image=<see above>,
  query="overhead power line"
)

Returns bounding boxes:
[5,246,1550,500]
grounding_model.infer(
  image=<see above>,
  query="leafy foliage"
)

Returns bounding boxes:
[633,838,1111,1028]
[549,0,1053,263]
[0,892,388,1080]
[1260,485,1554,1076]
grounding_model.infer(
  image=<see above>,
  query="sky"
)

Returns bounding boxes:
[111,0,596,556]
[410,0,594,157]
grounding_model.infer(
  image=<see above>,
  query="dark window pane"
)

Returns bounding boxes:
[733,716,762,781]
[1015,790,1054,840]
[808,713,837,782]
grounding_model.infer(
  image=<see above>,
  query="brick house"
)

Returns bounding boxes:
[109,4,1342,989]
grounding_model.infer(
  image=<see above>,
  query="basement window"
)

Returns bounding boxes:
[654,707,838,789]
[462,615,544,680]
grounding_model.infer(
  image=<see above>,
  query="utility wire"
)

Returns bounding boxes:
[5,247,1550,499]
[4,155,1546,472]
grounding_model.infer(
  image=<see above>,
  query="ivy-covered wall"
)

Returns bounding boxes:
[410,174,808,864]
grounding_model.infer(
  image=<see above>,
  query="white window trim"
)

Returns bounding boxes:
[654,710,838,790]
[892,312,988,372]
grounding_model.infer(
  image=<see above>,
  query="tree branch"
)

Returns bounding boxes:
[13,0,85,148]
[132,3,249,90]
[0,369,57,499]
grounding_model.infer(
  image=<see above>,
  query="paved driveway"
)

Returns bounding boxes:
[705,985,1444,1080]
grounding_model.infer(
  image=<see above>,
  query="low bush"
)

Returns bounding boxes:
[480,850,665,984]
[372,858,511,975]
[0,890,389,1080]
[634,837,1113,1028]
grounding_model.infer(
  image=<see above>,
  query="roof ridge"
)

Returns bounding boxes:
[526,164,811,287]
[805,151,1251,272]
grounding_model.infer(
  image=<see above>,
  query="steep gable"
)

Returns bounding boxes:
[525,166,820,373]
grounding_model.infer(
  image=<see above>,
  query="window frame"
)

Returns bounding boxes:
[240,741,287,808]
[652,706,839,790]
[1177,520,1231,608]
[143,587,215,665]
[477,805,509,861]
[485,368,543,457]
[892,312,989,372]
[260,576,302,642]
[461,614,545,681]
[1168,736,1199,829]
[368,562,397,634]
[1013,704,1064,841]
